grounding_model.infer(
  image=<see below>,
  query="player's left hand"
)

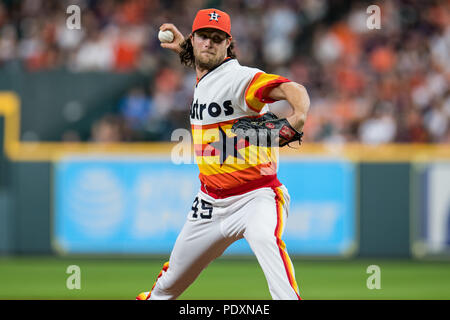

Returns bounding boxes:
[231,112,303,147]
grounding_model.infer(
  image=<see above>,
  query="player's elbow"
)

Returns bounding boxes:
[295,83,310,106]
[289,83,310,114]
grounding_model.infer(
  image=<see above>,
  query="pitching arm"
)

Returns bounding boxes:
[159,23,185,54]
[267,82,310,132]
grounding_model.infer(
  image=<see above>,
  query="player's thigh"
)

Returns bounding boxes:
[167,206,233,279]
[243,187,289,243]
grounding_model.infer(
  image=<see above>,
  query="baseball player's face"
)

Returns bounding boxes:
[191,29,231,71]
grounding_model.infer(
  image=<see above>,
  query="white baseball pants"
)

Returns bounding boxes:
[147,185,301,300]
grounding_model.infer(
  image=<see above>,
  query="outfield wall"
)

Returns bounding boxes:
[0,158,417,257]
[1,92,450,258]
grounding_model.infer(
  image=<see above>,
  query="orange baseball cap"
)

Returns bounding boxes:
[192,8,231,37]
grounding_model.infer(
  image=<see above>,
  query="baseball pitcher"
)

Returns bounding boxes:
[137,8,310,300]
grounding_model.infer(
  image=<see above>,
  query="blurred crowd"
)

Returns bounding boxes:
[0,0,449,144]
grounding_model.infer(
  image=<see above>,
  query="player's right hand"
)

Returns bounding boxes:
[159,23,184,54]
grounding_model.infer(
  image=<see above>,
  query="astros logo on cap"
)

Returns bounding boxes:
[209,11,220,22]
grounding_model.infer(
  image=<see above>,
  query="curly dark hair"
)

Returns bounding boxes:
[179,36,237,68]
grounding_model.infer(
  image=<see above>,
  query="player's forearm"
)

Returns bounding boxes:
[269,82,310,132]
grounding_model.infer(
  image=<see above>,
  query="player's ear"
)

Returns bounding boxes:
[226,36,232,48]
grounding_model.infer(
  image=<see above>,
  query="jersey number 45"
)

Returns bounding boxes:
[190,197,213,219]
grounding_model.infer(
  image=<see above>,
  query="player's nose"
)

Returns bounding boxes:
[203,38,213,47]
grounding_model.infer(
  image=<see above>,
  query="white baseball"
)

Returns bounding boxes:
[158,30,174,43]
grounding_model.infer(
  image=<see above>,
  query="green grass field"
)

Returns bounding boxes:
[0,257,449,300]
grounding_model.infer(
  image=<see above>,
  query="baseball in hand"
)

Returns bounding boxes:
[158,30,174,43]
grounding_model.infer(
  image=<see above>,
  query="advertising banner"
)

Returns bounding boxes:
[54,155,356,256]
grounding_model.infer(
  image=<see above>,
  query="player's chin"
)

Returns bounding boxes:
[197,58,220,70]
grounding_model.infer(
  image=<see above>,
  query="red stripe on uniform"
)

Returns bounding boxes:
[254,77,291,103]
[194,143,218,156]
[201,173,281,199]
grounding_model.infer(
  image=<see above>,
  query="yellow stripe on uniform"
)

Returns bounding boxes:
[245,73,289,112]
[148,261,169,299]
[273,187,301,299]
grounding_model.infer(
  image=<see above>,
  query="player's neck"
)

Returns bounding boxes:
[195,56,230,83]
[195,66,210,80]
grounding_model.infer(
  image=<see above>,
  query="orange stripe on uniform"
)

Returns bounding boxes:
[191,119,237,130]
[147,261,169,299]
[245,73,291,113]
[200,162,277,189]
[272,187,301,300]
